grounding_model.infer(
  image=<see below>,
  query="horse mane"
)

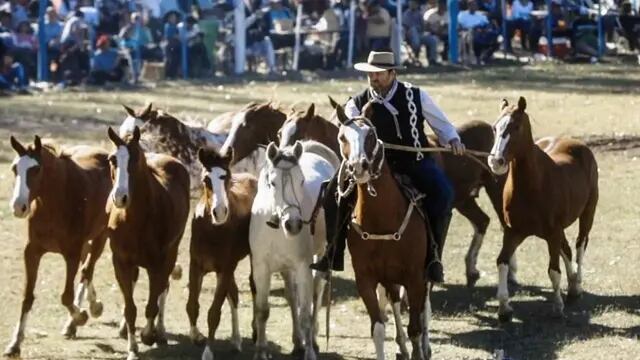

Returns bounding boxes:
[301,140,341,169]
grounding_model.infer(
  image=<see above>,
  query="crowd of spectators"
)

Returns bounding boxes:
[0,0,638,94]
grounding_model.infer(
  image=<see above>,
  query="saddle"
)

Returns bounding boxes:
[392,172,426,221]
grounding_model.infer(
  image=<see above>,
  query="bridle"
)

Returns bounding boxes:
[337,116,385,199]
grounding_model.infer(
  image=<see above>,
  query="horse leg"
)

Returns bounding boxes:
[508,253,519,287]
[79,233,107,318]
[496,231,524,322]
[140,268,167,346]
[355,276,385,360]
[311,269,327,348]
[405,278,426,360]
[457,198,490,288]
[113,258,139,360]
[376,284,389,323]
[547,236,564,318]
[61,252,88,339]
[252,264,271,360]
[227,276,242,353]
[4,244,42,357]
[186,261,206,345]
[421,284,432,360]
[282,270,303,355]
[294,265,316,360]
[560,233,581,304]
[386,284,409,360]
[202,272,232,360]
[119,266,139,339]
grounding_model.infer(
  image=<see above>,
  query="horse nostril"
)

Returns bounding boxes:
[21,204,27,213]
[284,221,291,232]
[361,161,369,171]
[121,195,128,204]
[497,158,506,166]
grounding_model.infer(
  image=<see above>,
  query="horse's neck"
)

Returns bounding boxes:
[508,142,546,195]
[35,153,69,206]
[314,116,340,155]
[353,163,408,233]
[130,158,154,211]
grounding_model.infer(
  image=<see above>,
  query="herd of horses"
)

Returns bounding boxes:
[4,95,598,360]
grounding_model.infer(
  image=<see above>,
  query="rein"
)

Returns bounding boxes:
[382,142,494,174]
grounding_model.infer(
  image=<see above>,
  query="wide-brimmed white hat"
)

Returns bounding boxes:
[354,51,403,72]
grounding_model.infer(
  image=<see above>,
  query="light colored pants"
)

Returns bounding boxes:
[407,27,439,63]
[249,37,276,72]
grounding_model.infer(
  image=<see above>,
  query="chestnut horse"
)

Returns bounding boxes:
[4,136,111,357]
[334,103,432,360]
[187,148,257,360]
[106,127,190,360]
[487,97,599,321]
[279,99,508,287]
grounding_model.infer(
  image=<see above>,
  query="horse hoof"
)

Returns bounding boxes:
[3,344,20,358]
[231,337,242,353]
[75,310,89,326]
[191,334,206,347]
[551,306,565,320]
[62,323,77,339]
[466,271,480,288]
[127,351,140,360]
[498,310,513,323]
[566,289,583,305]
[290,346,305,358]
[156,335,168,346]
[312,341,319,354]
[171,264,183,280]
[118,324,128,339]
[253,350,271,360]
[396,352,410,360]
[507,277,520,289]
[424,345,432,360]
[140,329,156,346]
[90,300,104,318]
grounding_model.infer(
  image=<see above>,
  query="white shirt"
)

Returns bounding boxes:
[457,11,489,30]
[511,0,533,20]
[344,84,460,146]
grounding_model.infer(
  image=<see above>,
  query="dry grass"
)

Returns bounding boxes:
[0,62,639,360]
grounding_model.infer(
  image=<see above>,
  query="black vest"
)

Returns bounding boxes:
[352,82,429,164]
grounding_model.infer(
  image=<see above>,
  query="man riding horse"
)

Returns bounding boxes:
[310,51,466,283]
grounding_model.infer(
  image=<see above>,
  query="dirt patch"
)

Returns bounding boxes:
[582,134,640,156]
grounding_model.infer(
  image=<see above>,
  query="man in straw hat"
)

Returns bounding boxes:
[311,51,465,283]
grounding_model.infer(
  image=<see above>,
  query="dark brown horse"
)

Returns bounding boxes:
[186,148,257,360]
[106,126,190,360]
[487,97,599,321]
[4,136,111,357]
[280,99,507,287]
[334,103,431,360]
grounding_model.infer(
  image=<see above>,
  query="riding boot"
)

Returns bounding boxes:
[310,179,352,272]
[425,212,452,283]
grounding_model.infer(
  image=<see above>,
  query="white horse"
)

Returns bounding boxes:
[250,140,338,360]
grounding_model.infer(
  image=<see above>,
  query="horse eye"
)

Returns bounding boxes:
[32,165,41,173]
[339,134,347,142]
[202,176,212,188]
[220,174,227,180]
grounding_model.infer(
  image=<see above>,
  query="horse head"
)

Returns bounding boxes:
[277,103,316,148]
[107,126,143,209]
[488,96,533,175]
[264,140,306,237]
[333,100,384,185]
[197,147,234,225]
[9,135,44,218]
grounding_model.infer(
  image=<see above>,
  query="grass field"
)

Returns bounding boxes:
[0,63,639,360]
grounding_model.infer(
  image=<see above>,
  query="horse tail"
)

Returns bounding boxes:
[577,146,599,253]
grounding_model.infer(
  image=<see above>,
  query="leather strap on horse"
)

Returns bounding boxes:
[382,142,494,174]
[351,195,423,241]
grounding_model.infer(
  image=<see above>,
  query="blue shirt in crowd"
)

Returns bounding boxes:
[91,48,119,72]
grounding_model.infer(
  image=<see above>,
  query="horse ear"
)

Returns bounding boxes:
[361,101,374,119]
[108,127,124,146]
[335,104,349,125]
[266,142,278,163]
[140,103,153,118]
[33,135,42,152]
[517,97,527,112]
[10,136,26,156]
[328,96,339,109]
[224,148,235,165]
[293,141,304,160]
[500,98,509,111]
[132,126,141,143]
[305,103,315,118]
[122,104,136,117]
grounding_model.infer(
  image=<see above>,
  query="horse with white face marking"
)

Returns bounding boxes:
[4,136,111,357]
[487,97,599,321]
[106,127,190,360]
[186,148,258,360]
[250,140,338,360]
